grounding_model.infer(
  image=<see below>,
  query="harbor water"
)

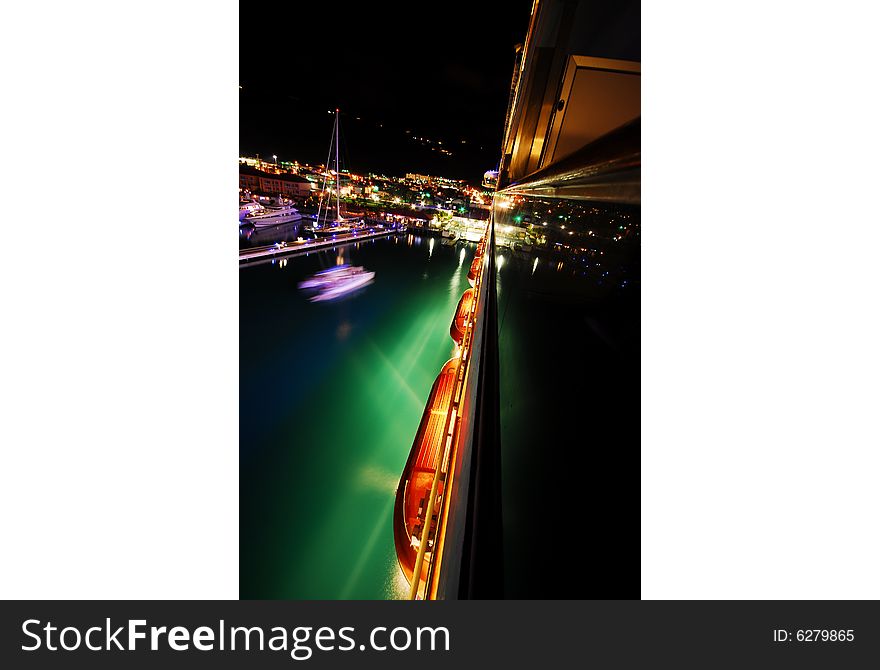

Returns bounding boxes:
[240,234,469,599]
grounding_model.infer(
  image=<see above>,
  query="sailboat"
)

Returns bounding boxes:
[312,109,362,237]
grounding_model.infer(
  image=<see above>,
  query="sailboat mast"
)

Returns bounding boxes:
[335,109,341,221]
[316,110,337,228]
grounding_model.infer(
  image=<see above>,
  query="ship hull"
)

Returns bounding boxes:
[244,212,303,228]
[313,226,353,237]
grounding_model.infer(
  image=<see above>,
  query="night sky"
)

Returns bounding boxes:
[240,1,534,183]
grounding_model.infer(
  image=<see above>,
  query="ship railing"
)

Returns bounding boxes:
[408,219,498,600]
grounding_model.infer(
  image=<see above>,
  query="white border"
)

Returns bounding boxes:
[2,0,879,600]
[642,0,880,598]
[0,0,239,598]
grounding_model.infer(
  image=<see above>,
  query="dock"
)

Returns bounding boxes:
[239,227,403,266]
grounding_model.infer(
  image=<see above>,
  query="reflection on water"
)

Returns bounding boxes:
[356,464,399,494]
[336,320,352,340]
[385,557,412,600]
[239,220,313,248]
[337,497,395,600]
[448,260,462,299]
[492,196,640,598]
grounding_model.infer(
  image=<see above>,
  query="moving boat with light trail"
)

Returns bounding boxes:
[307,266,374,302]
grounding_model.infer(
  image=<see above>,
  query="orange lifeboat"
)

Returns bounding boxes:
[467,255,482,286]
[450,288,475,344]
[394,358,459,589]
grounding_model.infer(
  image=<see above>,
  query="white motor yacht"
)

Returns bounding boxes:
[242,202,302,228]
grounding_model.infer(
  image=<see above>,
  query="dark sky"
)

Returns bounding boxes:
[240,1,534,183]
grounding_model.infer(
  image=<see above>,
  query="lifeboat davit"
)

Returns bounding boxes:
[450,288,475,344]
[394,357,459,589]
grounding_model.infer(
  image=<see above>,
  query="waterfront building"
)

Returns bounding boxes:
[239,164,314,199]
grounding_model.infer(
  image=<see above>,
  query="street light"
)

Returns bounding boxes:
[272,155,277,164]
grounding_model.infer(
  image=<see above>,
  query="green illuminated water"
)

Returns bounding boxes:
[240,234,469,599]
